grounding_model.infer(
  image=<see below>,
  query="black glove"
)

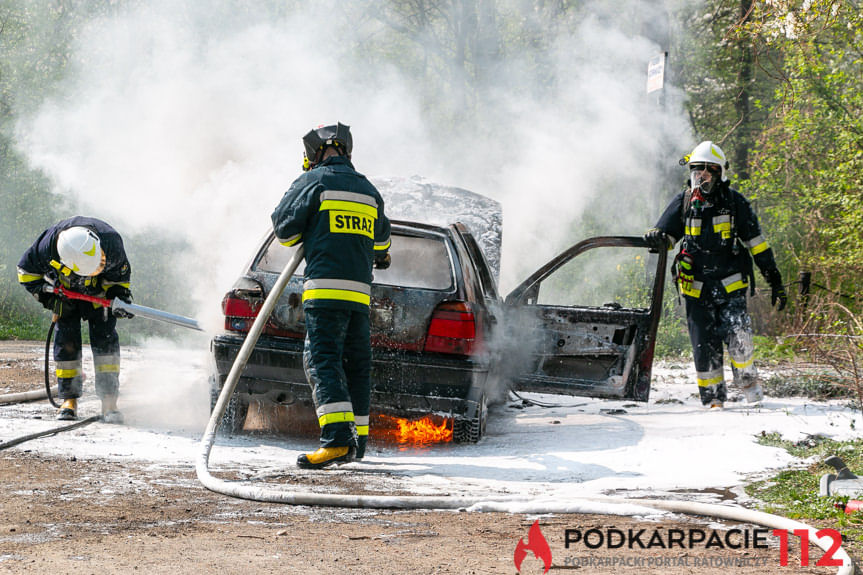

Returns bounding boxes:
[374,253,391,270]
[643,228,669,252]
[771,281,787,311]
[106,286,133,304]
[35,291,58,312]
[112,307,135,319]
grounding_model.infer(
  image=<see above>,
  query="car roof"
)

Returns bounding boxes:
[371,176,502,281]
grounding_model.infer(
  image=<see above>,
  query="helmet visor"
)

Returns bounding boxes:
[690,163,721,197]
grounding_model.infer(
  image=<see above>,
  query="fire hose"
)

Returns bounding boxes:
[0,287,204,447]
[196,245,856,574]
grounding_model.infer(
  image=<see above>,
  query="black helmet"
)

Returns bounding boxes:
[302,122,352,168]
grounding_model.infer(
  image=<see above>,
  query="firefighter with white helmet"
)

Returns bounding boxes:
[644,141,787,409]
[17,217,132,422]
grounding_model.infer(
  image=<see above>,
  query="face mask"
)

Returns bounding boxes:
[690,164,720,198]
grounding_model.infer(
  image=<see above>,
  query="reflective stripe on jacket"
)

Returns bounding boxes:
[653,184,779,301]
[17,216,131,297]
[271,156,391,311]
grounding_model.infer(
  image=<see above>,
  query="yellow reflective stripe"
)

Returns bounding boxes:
[318,412,355,427]
[320,199,378,219]
[697,373,724,387]
[750,242,769,255]
[679,280,703,298]
[56,369,79,378]
[685,217,702,236]
[303,289,370,306]
[95,364,120,373]
[101,280,131,289]
[713,215,732,239]
[730,355,754,369]
[18,270,45,284]
[50,260,73,276]
[744,235,770,255]
[356,425,369,436]
[278,233,302,247]
[722,273,747,293]
[374,238,391,251]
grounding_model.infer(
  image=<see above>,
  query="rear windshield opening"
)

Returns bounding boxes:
[255,233,454,291]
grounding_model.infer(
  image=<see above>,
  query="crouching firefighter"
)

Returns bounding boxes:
[643,141,787,409]
[271,122,391,469]
[17,217,133,423]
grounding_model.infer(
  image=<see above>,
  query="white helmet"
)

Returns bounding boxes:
[57,227,103,276]
[687,140,729,182]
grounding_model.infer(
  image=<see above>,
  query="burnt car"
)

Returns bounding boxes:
[210,179,667,442]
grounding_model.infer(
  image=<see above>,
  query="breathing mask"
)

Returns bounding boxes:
[690,163,722,199]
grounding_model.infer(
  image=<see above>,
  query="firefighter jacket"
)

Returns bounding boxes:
[654,182,779,300]
[271,156,391,312]
[17,216,131,297]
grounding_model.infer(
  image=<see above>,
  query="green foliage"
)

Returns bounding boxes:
[654,289,690,358]
[739,1,863,318]
[746,434,863,554]
[752,334,796,362]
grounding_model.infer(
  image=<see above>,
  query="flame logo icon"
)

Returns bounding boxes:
[514,519,552,574]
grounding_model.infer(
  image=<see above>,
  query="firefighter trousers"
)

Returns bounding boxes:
[302,307,371,452]
[54,301,120,400]
[684,291,756,406]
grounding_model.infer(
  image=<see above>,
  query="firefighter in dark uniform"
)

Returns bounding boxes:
[271,123,391,469]
[644,141,787,408]
[17,216,133,422]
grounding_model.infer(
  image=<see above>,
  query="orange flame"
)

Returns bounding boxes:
[376,414,453,445]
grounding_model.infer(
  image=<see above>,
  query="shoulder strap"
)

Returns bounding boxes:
[680,187,692,230]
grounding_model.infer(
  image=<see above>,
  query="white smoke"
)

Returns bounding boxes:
[13,0,692,428]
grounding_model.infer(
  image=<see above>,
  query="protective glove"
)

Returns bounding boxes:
[105,286,133,304]
[643,228,669,252]
[112,307,135,319]
[771,281,787,311]
[35,291,58,312]
[374,253,391,270]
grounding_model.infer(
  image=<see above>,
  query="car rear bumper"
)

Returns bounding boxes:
[210,333,490,419]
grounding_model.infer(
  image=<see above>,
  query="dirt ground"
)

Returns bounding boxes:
[0,342,851,574]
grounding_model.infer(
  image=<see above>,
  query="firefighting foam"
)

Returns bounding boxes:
[11,1,693,432]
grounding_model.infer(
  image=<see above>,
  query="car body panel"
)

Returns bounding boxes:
[504,236,667,402]
[210,186,665,442]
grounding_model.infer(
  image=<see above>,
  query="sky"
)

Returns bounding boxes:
[13,0,692,322]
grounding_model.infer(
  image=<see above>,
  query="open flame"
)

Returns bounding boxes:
[376,414,453,445]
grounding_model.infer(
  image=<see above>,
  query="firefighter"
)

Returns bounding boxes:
[17,217,132,423]
[643,141,787,408]
[271,122,391,469]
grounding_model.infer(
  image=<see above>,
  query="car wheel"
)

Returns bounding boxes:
[208,375,249,435]
[453,392,487,444]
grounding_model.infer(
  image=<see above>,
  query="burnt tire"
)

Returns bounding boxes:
[208,375,249,435]
[453,393,487,444]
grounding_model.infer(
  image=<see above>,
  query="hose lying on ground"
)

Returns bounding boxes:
[0,386,59,405]
[196,245,857,575]
[0,415,101,451]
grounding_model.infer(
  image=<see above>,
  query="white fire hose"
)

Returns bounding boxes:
[0,387,58,405]
[195,246,857,574]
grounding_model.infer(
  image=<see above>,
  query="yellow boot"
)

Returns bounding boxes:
[57,398,77,421]
[296,446,355,469]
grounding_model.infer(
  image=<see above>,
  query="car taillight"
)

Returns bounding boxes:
[424,301,478,356]
[222,294,260,333]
